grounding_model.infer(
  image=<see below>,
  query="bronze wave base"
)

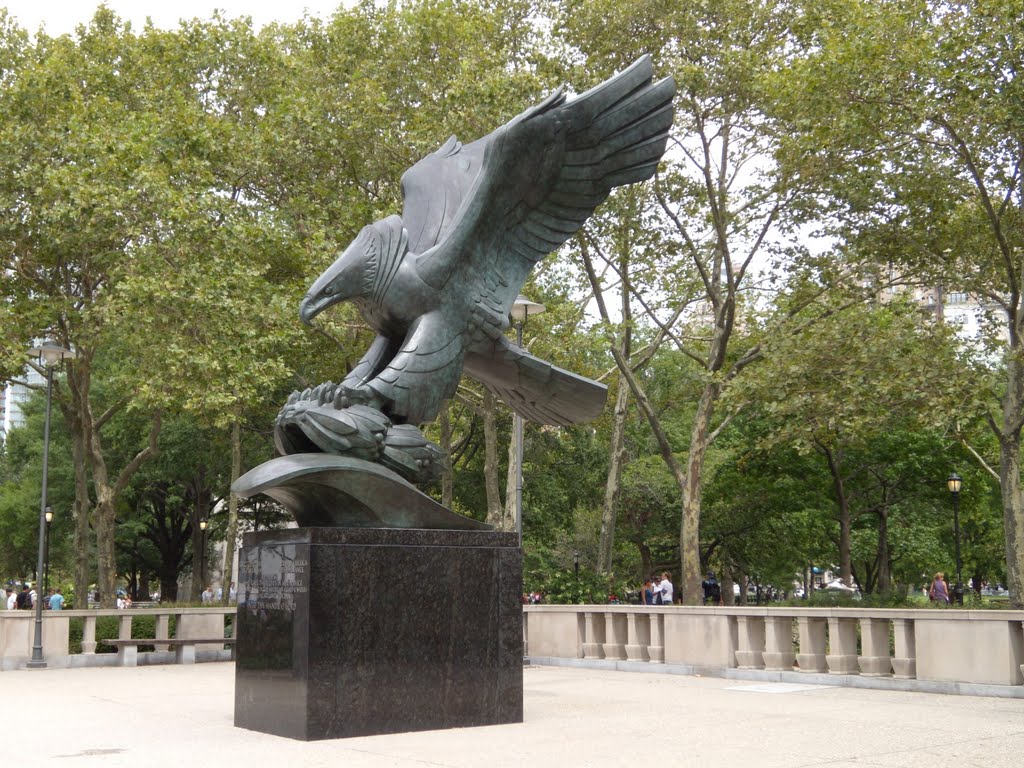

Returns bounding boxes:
[232,453,491,530]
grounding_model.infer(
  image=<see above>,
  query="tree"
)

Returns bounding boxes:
[780,0,1024,604]
[729,297,973,587]
[554,0,888,602]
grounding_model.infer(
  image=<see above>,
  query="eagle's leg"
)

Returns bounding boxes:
[273,335,399,455]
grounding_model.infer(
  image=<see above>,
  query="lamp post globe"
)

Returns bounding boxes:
[26,340,75,669]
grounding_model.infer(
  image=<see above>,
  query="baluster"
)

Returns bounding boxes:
[735,615,765,669]
[763,616,795,671]
[891,618,916,679]
[796,616,827,672]
[858,617,892,676]
[826,617,859,674]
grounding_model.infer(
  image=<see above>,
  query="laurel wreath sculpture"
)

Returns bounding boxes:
[274,382,444,487]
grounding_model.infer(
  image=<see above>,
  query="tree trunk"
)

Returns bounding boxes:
[875,507,891,594]
[68,356,160,607]
[67,414,92,609]
[999,430,1024,608]
[439,400,454,509]
[636,540,652,582]
[159,569,179,602]
[220,420,241,604]
[822,444,853,586]
[482,391,506,529]
[680,384,718,604]
[93,493,117,607]
[720,561,735,606]
[597,379,629,573]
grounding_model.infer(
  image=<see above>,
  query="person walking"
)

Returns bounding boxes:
[48,589,64,610]
[929,572,950,604]
[702,571,722,605]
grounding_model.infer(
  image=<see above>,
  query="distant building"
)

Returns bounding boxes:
[1,367,44,444]
[880,282,1007,346]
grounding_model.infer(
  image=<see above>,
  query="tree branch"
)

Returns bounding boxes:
[112,412,162,500]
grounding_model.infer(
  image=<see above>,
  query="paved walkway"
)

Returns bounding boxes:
[3,663,1023,767]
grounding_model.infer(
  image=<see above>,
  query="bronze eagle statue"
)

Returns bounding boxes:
[236,56,675,528]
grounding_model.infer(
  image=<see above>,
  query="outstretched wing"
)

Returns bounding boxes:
[400,135,488,256]
[412,54,676,321]
[465,336,608,426]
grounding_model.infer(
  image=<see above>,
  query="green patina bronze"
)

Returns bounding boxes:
[235,55,676,527]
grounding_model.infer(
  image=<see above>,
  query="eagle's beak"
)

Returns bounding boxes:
[298,233,370,325]
[298,294,322,325]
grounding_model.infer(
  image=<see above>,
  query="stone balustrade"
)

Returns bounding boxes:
[524,605,1024,692]
[0,607,236,671]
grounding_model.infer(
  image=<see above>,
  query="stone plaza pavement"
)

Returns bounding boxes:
[3,663,1024,768]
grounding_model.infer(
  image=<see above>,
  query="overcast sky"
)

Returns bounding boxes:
[2,1,347,37]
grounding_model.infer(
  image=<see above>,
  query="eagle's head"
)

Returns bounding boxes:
[299,215,408,325]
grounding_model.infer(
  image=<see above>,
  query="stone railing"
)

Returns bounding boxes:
[524,605,1024,691]
[0,607,236,671]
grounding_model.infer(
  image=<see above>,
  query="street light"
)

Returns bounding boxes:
[510,295,545,547]
[44,507,53,600]
[26,340,75,669]
[947,472,964,605]
[573,551,580,579]
[198,518,208,592]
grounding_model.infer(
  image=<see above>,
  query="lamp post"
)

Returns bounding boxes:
[947,472,964,605]
[573,551,580,579]
[198,518,208,593]
[510,295,545,547]
[27,340,75,669]
[44,507,53,599]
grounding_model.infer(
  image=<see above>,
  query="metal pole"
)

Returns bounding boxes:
[28,366,54,668]
[201,528,206,589]
[952,491,964,605]
[44,520,50,598]
[514,319,524,548]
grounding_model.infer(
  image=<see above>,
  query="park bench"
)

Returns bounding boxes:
[100,637,235,667]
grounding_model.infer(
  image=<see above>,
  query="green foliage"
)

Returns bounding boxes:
[1,1,1021,609]
[525,567,623,604]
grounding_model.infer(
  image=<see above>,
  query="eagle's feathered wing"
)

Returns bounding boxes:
[353,56,675,425]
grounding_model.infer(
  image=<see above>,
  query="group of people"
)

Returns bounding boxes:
[201,582,236,603]
[638,571,726,606]
[3,584,64,610]
[640,572,674,605]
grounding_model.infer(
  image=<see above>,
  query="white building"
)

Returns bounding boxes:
[1,367,44,444]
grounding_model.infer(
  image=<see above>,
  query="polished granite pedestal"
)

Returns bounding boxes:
[233,527,523,741]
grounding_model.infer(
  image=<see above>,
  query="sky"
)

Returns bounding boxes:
[1,1,347,37]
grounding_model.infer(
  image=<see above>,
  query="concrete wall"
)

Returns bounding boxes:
[0,607,234,671]
[664,611,736,668]
[525,605,1024,689]
[915,613,1024,685]
[524,609,581,658]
